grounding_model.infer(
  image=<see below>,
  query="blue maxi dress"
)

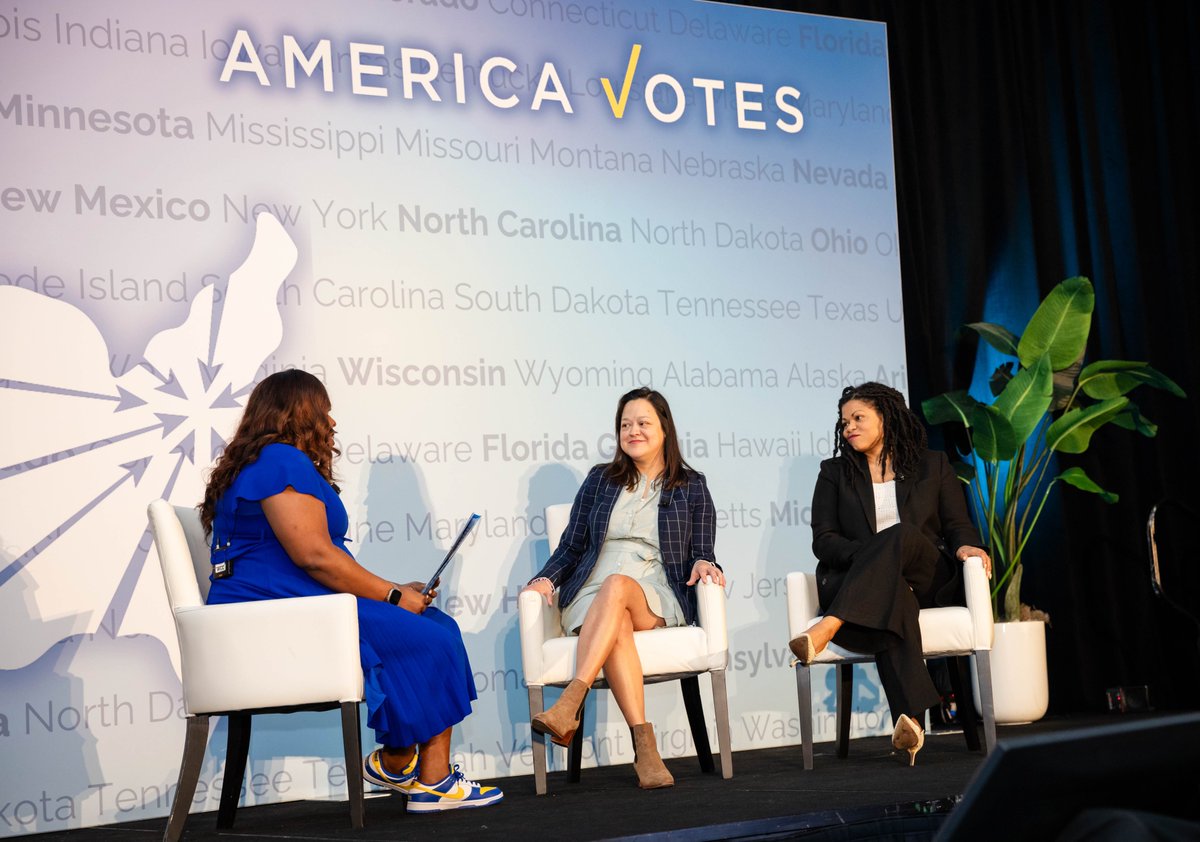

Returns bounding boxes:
[205,443,477,748]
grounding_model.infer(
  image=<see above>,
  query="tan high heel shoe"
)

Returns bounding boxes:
[789,617,842,665]
[892,714,925,766]
[531,679,589,747]
[789,633,820,665]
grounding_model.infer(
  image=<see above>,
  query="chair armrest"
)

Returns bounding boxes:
[695,580,728,659]
[786,572,820,638]
[519,589,563,685]
[962,556,993,650]
[148,499,203,610]
[174,593,362,714]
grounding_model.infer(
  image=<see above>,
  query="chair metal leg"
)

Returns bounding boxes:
[217,713,251,829]
[680,675,715,773]
[340,702,365,828]
[948,656,982,752]
[164,715,209,842]
[567,697,585,783]
[975,650,997,754]
[528,686,548,795]
[796,664,814,770]
[709,670,733,779]
[835,664,853,759]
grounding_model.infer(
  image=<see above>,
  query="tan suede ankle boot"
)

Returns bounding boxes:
[631,722,674,789]
[531,679,589,747]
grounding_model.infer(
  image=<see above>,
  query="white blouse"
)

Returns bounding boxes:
[872,480,900,532]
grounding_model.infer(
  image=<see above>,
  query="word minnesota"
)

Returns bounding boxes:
[219,32,804,133]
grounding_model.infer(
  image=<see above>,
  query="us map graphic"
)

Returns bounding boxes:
[0,214,296,674]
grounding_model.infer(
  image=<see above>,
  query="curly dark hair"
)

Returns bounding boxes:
[832,382,927,479]
[604,387,695,492]
[199,369,338,534]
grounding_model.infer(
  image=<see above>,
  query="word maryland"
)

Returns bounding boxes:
[219,32,805,134]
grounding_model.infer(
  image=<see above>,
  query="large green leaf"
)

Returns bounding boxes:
[968,403,1018,462]
[1017,276,1094,370]
[1111,402,1158,437]
[1045,397,1129,454]
[994,353,1053,444]
[922,391,979,426]
[1078,360,1187,399]
[967,322,1020,357]
[1057,466,1119,503]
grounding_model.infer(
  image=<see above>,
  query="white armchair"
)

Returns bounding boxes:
[519,503,733,794]
[147,500,366,841]
[785,556,996,769]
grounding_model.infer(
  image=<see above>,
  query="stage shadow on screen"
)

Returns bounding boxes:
[0,636,98,834]
[514,462,582,580]
[355,457,433,581]
[756,454,821,623]
[478,462,583,773]
[759,455,886,723]
[0,542,96,817]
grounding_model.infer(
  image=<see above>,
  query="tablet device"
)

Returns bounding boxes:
[423,513,480,594]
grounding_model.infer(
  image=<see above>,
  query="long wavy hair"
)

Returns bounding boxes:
[604,387,695,492]
[200,369,338,534]
[832,382,927,480]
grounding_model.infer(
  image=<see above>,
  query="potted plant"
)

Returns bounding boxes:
[922,276,1184,722]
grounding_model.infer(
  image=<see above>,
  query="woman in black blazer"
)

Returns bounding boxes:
[792,383,991,765]
[521,388,723,789]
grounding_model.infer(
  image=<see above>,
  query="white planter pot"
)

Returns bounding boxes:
[973,620,1049,724]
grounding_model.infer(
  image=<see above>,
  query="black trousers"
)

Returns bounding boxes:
[816,523,957,723]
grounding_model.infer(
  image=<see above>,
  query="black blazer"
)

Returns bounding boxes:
[534,465,718,626]
[810,449,981,605]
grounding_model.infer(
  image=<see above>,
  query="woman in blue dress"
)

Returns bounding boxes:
[521,387,724,789]
[200,369,502,813]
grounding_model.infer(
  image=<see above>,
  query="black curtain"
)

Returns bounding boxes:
[742,0,1200,712]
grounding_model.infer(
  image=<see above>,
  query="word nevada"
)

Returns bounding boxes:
[219,33,805,133]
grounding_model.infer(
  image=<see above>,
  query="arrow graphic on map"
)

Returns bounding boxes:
[159,429,196,501]
[0,415,187,479]
[0,379,147,411]
[0,457,152,588]
[140,362,187,398]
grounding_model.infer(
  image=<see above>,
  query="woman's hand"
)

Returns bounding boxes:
[391,582,432,614]
[686,560,725,587]
[522,577,555,606]
[414,578,438,601]
[956,546,992,579]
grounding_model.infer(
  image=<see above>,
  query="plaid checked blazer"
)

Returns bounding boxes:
[533,464,718,626]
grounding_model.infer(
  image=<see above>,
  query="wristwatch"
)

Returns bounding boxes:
[385,585,403,606]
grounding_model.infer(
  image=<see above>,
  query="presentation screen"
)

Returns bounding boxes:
[0,0,905,833]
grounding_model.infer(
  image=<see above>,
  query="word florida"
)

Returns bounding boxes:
[219,33,805,134]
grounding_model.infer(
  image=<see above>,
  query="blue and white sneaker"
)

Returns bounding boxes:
[363,748,418,794]
[405,765,504,813]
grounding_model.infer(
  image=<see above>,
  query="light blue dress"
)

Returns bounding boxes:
[205,443,477,748]
[560,474,684,635]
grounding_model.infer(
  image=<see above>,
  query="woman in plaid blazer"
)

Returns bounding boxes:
[521,387,723,789]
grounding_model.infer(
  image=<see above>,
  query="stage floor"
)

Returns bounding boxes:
[31,717,1117,842]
